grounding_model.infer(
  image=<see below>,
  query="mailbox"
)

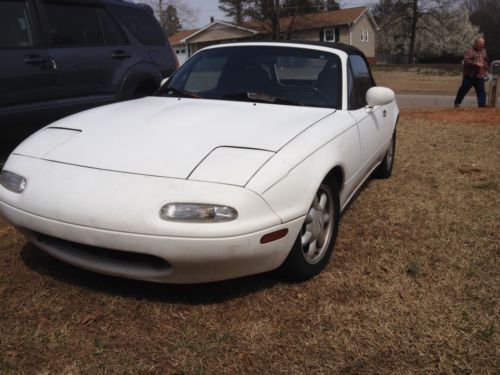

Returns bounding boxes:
[488,60,500,107]
[492,61,500,75]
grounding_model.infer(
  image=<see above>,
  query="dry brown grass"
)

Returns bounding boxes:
[1,109,499,374]
[404,107,500,125]
[372,64,463,95]
[0,216,7,230]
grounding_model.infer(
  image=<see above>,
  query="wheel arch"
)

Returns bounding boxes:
[259,142,352,224]
[325,165,344,193]
[117,62,163,101]
[248,112,359,224]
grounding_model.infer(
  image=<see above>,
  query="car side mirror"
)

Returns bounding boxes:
[366,87,395,108]
[160,77,170,87]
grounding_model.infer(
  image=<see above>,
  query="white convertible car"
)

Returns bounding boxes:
[0,42,399,283]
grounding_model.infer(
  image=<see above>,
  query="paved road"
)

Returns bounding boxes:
[396,93,478,108]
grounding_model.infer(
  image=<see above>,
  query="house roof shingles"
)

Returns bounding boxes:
[168,29,198,45]
[168,7,370,45]
[243,6,368,33]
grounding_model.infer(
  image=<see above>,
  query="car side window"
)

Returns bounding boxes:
[348,54,374,110]
[110,6,166,46]
[0,1,37,48]
[44,2,104,46]
[97,8,128,45]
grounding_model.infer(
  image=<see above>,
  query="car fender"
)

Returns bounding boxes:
[389,101,400,133]
[379,100,400,156]
[117,62,163,100]
[246,111,361,223]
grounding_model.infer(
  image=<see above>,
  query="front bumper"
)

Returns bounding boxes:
[0,155,304,283]
[1,201,302,283]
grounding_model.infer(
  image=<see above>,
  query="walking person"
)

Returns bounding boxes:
[454,37,489,108]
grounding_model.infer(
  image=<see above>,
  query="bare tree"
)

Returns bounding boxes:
[325,0,340,10]
[465,0,500,59]
[243,0,281,38]
[374,0,463,63]
[217,0,342,39]
[146,0,197,32]
[219,0,247,23]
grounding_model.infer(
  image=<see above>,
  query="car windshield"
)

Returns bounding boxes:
[157,46,342,109]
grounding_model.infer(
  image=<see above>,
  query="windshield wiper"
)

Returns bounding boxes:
[164,87,199,98]
[223,92,303,106]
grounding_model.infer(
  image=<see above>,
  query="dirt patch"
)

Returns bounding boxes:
[404,107,500,124]
[0,110,498,374]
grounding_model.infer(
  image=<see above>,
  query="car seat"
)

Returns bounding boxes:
[316,63,339,107]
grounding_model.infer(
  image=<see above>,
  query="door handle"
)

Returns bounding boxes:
[111,50,131,59]
[24,55,47,65]
[48,56,57,70]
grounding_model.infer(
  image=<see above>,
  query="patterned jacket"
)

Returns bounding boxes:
[463,47,488,78]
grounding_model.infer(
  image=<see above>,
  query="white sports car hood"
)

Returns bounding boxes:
[14,97,334,180]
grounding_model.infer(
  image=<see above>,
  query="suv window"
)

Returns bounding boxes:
[43,2,126,46]
[45,2,104,46]
[0,1,37,48]
[348,54,373,109]
[97,8,127,45]
[111,5,166,46]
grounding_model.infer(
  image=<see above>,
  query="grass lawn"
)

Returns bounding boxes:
[372,64,464,95]
[0,109,499,374]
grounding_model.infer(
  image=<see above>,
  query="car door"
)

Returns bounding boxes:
[38,0,134,105]
[0,0,57,159]
[0,0,55,107]
[348,54,386,176]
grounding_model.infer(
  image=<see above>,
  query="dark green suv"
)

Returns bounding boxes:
[0,0,178,161]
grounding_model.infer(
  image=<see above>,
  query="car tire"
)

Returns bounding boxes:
[375,130,396,179]
[281,178,340,281]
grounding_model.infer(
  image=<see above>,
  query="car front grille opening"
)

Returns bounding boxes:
[32,231,171,272]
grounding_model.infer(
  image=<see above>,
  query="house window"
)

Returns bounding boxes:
[361,28,369,43]
[324,28,335,42]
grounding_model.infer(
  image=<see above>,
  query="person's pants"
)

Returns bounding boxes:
[455,76,486,107]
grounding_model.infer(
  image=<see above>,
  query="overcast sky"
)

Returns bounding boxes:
[185,0,377,28]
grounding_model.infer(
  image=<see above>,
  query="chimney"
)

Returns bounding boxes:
[210,16,215,23]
